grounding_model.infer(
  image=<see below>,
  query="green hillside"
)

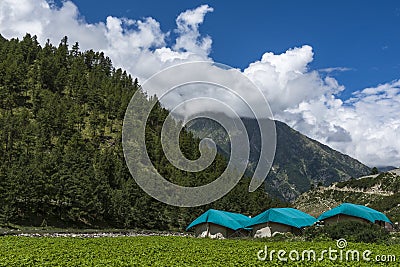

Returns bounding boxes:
[295,169,400,222]
[0,34,284,230]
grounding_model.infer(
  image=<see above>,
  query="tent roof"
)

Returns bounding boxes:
[317,203,392,224]
[245,208,316,229]
[186,209,251,231]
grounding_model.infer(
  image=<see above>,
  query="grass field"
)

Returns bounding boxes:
[0,235,399,266]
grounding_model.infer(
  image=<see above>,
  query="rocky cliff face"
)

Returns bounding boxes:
[294,169,400,222]
[188,116,371,202]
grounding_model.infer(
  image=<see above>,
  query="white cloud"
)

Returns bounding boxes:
[0,0,399,167]
[319,67,353,73]
[0,0,108,50]
[244,45,345,115]
[174,4,213,57]
[240,45,399,167]
[276,78,400,167]
[0,0,212,81]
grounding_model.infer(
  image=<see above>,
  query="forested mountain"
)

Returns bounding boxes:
[188,117,370,202]
[0,34,284,229]
[295,169,400,222]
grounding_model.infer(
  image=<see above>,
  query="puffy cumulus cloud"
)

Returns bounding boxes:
[0,0,212,81]
[104,16,165,52]
[339,81,400,166]
[102,5,215,79]
[0,0,107,50]
[243,46,400,167]
[273,78,400,167]
[244,45,345,114]
[1,0,399,166]
[174,4,213,57]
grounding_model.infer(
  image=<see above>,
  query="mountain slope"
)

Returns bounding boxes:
[294,169,400,222]
[188,117,370,202]
[0,34,284,229]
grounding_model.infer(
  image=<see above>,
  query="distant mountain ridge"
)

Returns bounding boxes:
[378,166,398,172]
[294,169,400,222]
[187,116,371,202]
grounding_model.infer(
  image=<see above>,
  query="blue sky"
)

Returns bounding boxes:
[1,0,399,167]
[60,0,400,99]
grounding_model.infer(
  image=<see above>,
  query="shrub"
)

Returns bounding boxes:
[304,221,389,243]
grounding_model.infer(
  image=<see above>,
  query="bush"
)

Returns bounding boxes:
[304,221,389,243]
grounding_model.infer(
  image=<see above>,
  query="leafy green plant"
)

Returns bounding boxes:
[0,236,399,266]
[305,221,389,243]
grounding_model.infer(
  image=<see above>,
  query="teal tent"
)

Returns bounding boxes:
[245,208,316,228]
[317,203,392,224]
[186,209,251,231]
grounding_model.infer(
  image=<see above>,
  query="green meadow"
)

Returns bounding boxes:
[0,236,398,266]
